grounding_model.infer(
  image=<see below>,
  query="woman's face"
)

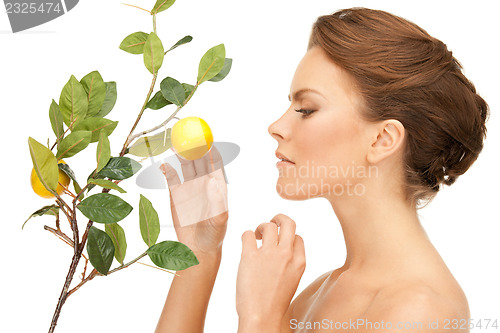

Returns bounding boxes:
[268,46,373,200]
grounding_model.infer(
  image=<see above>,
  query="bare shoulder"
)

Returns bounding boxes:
[288,270,332,308]
[301,270,333,294]
[364,283,469,333]
[281,270,334,330]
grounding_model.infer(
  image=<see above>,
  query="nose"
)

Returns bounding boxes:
[268,118,283,141]
[268,113,289,142]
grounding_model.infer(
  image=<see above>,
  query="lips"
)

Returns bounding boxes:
[275,151,294,163]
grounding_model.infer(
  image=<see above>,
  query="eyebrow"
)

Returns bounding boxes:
[288,88,325,102]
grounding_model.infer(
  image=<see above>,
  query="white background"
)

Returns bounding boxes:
[1,0,499,332]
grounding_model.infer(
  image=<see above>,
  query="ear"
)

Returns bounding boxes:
[367,119,405,164]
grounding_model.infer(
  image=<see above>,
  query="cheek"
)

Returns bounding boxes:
[297,112,363,164]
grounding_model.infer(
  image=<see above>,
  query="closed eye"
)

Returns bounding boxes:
[295,108,316,118]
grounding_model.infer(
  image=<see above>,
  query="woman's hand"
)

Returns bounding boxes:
[236,214,306,330]
[160,146,228,256]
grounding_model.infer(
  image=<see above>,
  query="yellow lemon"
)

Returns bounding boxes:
[30,160,71,198]
[171,116,213,160]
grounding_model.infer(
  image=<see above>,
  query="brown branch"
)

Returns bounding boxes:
[44,225,74,248]
[55,213,60,231]
[120,73,158,157]
[44,225,89,262]
[67,268,99,298]
[79,220,93,253]
[106,252,148,275]
[48,231,86,332]
[80,256,89,281]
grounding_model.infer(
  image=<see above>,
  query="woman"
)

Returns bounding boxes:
[155,7,488,333]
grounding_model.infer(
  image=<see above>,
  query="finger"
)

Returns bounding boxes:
[193,155,208,177]
[207,145,224,174]
[270,214,296,249]
[255,222,279,247]
[292,235,306,266]
[207,146,228,186]
[241,230,257,252]
[176,154,197,181]
[160,163,181,187]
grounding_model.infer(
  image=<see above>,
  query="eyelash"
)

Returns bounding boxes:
[294,108,316,118]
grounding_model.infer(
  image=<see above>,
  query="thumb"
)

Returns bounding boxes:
[160,163,181,188]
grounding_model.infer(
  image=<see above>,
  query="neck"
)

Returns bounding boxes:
[325,185,432,274]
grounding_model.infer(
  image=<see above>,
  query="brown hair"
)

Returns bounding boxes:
[308,8,489,207]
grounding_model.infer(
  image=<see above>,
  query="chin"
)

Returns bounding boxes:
[275,178,325,201]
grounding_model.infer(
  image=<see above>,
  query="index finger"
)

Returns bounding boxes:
[176,154,197,182]
[206,145,224,175]
[270,213,297,248]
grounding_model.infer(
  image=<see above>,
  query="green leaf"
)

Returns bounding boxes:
[78,193,133,224]
[28,137,58,192]
[56,131,92,159]
[152,0,175,14]
[146,91,172,110]
[59,75,88,129]
[88,179,126,193]
[209,58,232,82]
[87,226,115,275]
[105,223,127,265]
[147,241,199,270]
[197,44,226,84]
[128,128,171,157]
[22,205,59,230]
[96,132,111,173]
[119,31,149,54]
[58,162,83,199]
[86,170,105,193]
[81,71,106,118]
[57,162,78,190]
[73,118,118,142]
[160,77,185,106]
[166,35,192,53]
[139,194,160,247]
[49,100,64,143]
[182,83,195,99]
[143,32,164,74]
[94,82,117,118]
[97,157,142,180]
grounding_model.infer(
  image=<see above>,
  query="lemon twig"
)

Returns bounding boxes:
[122,3,151,14]
[49,12,166,333]
[105,251,148,275]
[43,225,89,263]
[75,183,90,201]
[67,268,98,297]
[119,72,158,157]
[126,83,199,146]
[66,254,180,297]
[55,198,72,225]
[50,119,76,151]
[55,211,60,230]
[137,261,180,276]
[80,256,88,281]
[54,192,72,216]
[44,225,74,247]
[61,182,76,199]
